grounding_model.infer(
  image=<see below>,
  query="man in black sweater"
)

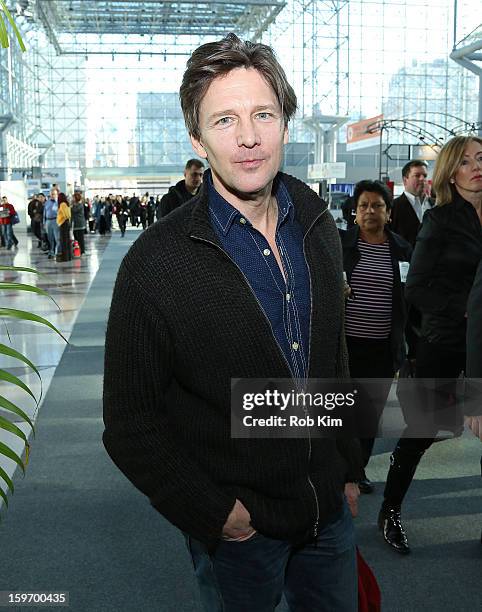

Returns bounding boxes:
[160,158,204,217]
[103,33,362,611]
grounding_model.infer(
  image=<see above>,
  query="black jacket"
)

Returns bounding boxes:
[340,226,412,371]
[160,180,196,217]
[103,172,363,548]
[405,191,482,351]
[391,193,434,248]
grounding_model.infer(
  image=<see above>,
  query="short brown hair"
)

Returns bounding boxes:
[402,159,428,178]
[185,159,204,170]
[180,33,297,140]
[432,136,482,206]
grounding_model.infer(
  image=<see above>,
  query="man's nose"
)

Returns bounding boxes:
[236,119,260,148]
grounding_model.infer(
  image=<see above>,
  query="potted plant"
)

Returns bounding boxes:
[0,264,66,510]
[0,1,69,515]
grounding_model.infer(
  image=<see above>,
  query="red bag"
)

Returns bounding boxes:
[72,240,81,258]
[357,547,381,612]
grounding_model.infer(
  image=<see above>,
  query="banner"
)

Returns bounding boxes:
[346,115,383,151]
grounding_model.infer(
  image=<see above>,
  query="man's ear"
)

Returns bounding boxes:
[190,134,208,159]
[283,125,289,145]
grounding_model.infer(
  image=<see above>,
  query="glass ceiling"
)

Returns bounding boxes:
[35,0,286,52]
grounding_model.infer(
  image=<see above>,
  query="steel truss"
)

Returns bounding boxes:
[34,0,286,52]
[0,0,479,179]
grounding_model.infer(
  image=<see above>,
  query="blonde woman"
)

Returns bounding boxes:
[56,192,72,262]
[379,136,482,554]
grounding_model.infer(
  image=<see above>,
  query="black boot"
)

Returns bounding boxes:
[383,442,427,508]
[378,505,410,554]
[379,440,428,554]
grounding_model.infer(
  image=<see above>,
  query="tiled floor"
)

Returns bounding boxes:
[0,227,112,507]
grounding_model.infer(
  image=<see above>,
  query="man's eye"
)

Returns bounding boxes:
[257,112,272,119]
[216,117,233,125]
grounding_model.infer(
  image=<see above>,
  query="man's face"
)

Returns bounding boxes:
[50,188,58,200]
[190,67,288,204]
[403,165,427,197]
[184,165,204,193]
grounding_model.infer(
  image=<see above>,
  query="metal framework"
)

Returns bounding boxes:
[450,23,482,136]
[0,0,479,184]
[34,0,286,52]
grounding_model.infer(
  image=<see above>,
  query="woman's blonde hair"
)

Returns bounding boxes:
[432,135,482,205]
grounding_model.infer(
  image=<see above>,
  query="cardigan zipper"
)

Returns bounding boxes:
[302,207,328,538]
[192,206,328,540]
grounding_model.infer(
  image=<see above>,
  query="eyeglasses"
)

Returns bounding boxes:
[357,203,386,211]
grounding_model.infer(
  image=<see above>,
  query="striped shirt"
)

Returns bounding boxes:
[345,238,393,339]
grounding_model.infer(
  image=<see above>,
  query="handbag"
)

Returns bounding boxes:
[397,359,464,437]
[357,547,381,612]
[11,212,19,225]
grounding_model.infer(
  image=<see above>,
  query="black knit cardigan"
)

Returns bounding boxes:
[103,172,364,547]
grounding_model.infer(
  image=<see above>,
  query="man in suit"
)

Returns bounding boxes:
[391,160,432,359]
[391,160,431,248]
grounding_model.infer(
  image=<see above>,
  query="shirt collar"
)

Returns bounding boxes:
[404,191,423,206]
[207,169,294,236]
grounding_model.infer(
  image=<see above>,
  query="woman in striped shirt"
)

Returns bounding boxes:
[340,180,412,497]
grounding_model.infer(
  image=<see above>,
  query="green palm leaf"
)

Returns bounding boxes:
[0,464,14,494]
[0,415,28,445]
[0,263,64,512]
[0,265,40,274]
[0,6,8,49]
[0,343,42,404]
[0,308,68,343]
[0,282,60,309]
[0,395,34,432]
[0,343,41,380]
[0,0,26,51]
[0,485,8,506]
[0,440,25,474]
[0,369,38,403]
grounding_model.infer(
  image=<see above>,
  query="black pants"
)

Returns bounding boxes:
[383,339,466,507]
[346,336,395,467]
[31,219,42,241]
[57,221,72,261]
[73,229,85,254]
[117,214,127,236]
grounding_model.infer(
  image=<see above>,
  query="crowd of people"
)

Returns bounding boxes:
[19,188,182,262]
[2,176,210,261]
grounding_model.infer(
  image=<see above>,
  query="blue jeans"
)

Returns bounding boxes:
[186,501,357,612]
[1,224,13,248]
[45,219,60,256]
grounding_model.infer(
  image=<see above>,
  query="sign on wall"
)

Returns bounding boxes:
[346,115,384,151]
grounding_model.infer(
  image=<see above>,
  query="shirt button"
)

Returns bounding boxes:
[292,342,299,350]
[263,248,271,256]
[286,293,291,301]
[239,217,246,225]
